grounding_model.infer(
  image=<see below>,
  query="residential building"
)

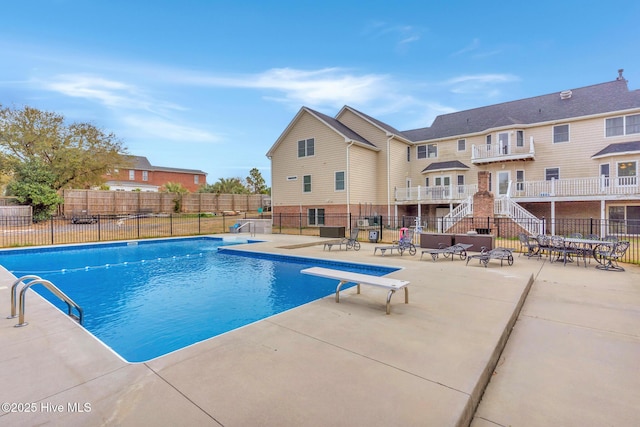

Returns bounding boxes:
[266,70,640,234]
[104,156,207,192]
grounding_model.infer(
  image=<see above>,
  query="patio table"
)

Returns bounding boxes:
[563,237,615,268]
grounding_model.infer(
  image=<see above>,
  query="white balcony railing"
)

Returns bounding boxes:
[396,175,639,203]
[395,184,478,202]
[513,176,639,198]
[472,138,535,163]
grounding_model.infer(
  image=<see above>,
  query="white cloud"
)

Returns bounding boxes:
[37,74,185,114]
[444,74,519,96]
[121,115,221,143]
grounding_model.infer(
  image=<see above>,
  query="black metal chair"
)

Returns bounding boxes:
[518,233,540,258]
[595,241,630,272]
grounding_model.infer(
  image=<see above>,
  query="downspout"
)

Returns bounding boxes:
[346,140,354,222]
[387,135,392,224]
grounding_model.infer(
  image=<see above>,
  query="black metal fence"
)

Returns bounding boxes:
[0,213,269,248]
[270,213,639,264]
[1,212,637,265]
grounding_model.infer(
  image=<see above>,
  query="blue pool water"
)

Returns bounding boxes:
[1,237,397,362]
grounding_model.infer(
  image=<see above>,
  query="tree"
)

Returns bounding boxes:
[199,177,248,194]
[245,167,269,194]
[5,159,64,221]
[161,182,189,212]
[0,105,127,190]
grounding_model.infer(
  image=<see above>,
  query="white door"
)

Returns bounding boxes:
[435,176,451,198]
[497,171,510,196]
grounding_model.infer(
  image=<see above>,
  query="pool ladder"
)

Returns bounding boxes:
[7,275,83,327]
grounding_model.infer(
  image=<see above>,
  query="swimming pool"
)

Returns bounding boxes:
[1,237,398,362]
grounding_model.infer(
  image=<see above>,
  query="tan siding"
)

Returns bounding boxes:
[270,111,348,208]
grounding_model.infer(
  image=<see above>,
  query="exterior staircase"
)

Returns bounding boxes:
[442,196,543,235]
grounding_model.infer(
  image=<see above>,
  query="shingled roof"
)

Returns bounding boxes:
[592,140,640,158]
[402,77,640,142]
[306,107,376,148]
[126,155,207,175]
[421,160,470,173]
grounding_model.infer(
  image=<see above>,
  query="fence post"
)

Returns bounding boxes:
[170,214,173,236]
[299,212,302,235]
[50,216,54,245]
[98,215,101,241]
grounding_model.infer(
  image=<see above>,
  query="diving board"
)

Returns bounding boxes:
[301,267,409,314]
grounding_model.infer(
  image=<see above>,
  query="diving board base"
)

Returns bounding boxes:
[301,267,409,314]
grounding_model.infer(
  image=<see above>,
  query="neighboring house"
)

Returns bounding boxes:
[266,70,640,234]
[104,156,207,192]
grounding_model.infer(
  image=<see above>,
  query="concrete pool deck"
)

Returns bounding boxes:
[0,234,638,426]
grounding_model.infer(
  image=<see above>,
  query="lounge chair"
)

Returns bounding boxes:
[374,228,416,256]
[466,247,514,267]
[323,228,361,251]
[420,243,473,261]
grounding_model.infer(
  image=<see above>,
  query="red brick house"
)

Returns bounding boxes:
[104,156,207,192]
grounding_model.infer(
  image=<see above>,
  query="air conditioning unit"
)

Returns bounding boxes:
[356,219,369,227]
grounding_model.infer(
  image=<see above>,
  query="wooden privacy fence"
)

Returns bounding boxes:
[62,190,269,216]
[0,206,32,226]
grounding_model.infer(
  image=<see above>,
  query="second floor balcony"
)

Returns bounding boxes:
[395,175,640,203]
[471,138,535,164]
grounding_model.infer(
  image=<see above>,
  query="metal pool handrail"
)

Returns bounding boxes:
[7,275,83,327]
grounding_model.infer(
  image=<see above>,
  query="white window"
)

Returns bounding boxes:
[457,175,465,193]
[142,171,148,181]
[194,175,199,184]
[600,164,610,188]
[407,146,411,162]
[606,117,624,137]
[498,132,509,154]
[626,114,640,134]
[617,161,637,186]
[516,131,524,147]
[553,124,569,143]
[297,138,315,157]
[303,175,312,193]
[516,170,525,191]
[606,114,640,137]
[545,167,560,180]
[129,170,135,180]
[308,208,325,226]
[457,139,466,151]
[335,171,345,191]
[417,144,437,159]
[486,134,492,145]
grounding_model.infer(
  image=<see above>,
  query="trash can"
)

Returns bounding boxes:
[368,230,379,243]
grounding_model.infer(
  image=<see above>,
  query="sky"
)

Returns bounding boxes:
[2,1,640,187]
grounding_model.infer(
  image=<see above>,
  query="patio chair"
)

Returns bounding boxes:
[324,227,360,251]
[420,243,473,261]
[534,235,552,259]
[518,233,540,258]
[594,240,630,272]
[344,227,361,251]
[374,228,416,256]
[465,247,514,267]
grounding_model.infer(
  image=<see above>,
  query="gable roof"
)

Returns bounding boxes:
[403,78,640,142]
[124,155,207,175]
[338,106,413,143]
[266,107,378,157]
[592,140,640,158]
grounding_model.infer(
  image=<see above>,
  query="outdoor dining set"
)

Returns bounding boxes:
[518,233,631,272]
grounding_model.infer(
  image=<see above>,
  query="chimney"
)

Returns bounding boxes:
[617,69,625,81]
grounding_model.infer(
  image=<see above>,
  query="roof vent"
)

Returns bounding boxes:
[560,90,572,100]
